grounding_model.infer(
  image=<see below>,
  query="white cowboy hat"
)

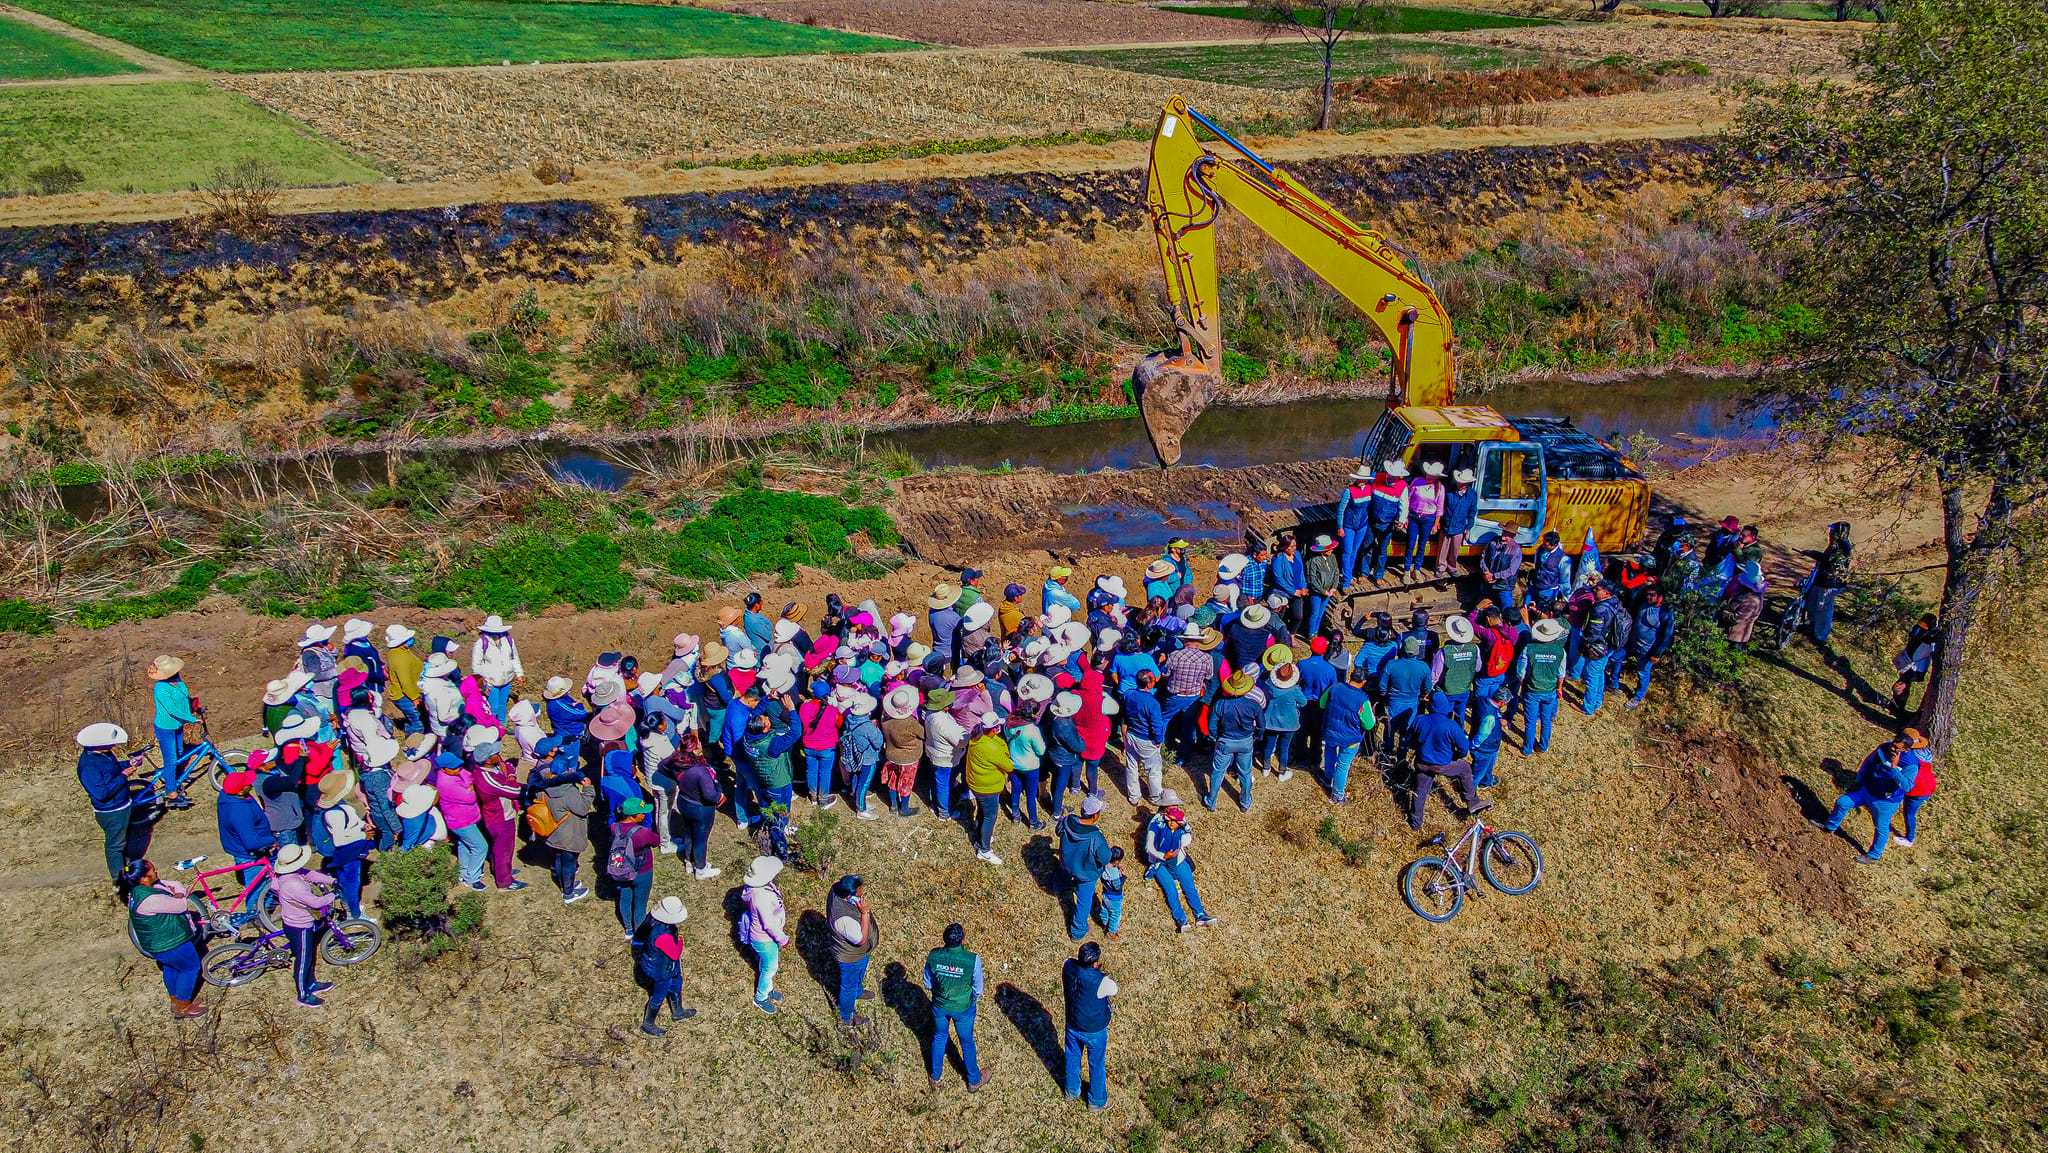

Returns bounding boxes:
[763,668,796,696]
[1445,616,1475,643]
[672,633,699,656]
[1055,622,1090,650]
[422,652,460,678]
[829,684,862,709]
[651,895,689,925]
[904,643,932,665]
[848,692,878,716]
[1240,603,1272,629]
[590,679,624,707]
[1348,464,1376,481]
[384,623,416,648]
[1095,575,1127,600]
[1452,468,1478,485]
[75,722,128,747]
[544,676,572,699]
[927,584,962,610]
[1040,604,1072,629]
[262,668,313,705]
[1100,695,1121,716]
[884,685,921,720]
[1094,628,1122,653]
[480,614,510,634]
[1039,645,1070,668]
[317,769,359,809]
[772,619,799,644]
[462,724,503,753]
[729,649,760,670]
[1532,618,1568,643]
[743,856,783,887]
[1382,459,1409,478]
[274,844,316,875]
[637,672,661,695]
[1421,461,1446,477]
[396,785,437,819]
[342,618,374,642]
[273,714,320,744]
[962,601,996,631]
[1050,691,1081,718]
[402,732,438,759]
[1144,558,1178,581]
[951,667,985,689]
[1017,673,1055,703]
[298,623,336,646]
[1216,554,1248,580]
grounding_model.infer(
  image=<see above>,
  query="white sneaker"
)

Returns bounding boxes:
[856,808,879,822]
[1277,771,1293,782]
[819,796,839,810]
[1892,836,1914,847]
[976,849,1003,865]
[658,843,677,855]
[694,866,723,880]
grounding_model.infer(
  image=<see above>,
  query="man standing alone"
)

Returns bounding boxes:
[1063,941,1117,1111]
[923,923,987,1091]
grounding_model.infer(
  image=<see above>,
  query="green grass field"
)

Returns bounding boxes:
[1168,4,1555,31]
[7,0,919,73]
[1629,0,1842,17]
[0,13,142,79]
[0,82,381,193]
[1034,39,1534,90]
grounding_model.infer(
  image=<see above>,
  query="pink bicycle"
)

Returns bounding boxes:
[127,853,282,957]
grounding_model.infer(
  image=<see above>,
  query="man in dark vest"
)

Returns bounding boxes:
[922,922,986,1091]
[1063,941,1118,1110]
[1433,614,1483,732]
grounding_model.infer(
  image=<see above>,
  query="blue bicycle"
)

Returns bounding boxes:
[132,718,247,811]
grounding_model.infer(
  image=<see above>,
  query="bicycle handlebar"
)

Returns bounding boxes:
[173,855,210,871]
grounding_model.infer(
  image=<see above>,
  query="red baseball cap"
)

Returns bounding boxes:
[221,770,257,794]
[1309,636,1329,655]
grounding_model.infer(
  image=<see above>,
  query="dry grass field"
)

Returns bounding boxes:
[725,0,1264,46]
[218,52,1301,183]
[1427,20,1856,75]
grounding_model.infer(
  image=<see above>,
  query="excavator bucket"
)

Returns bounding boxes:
[1135,352,1220,468]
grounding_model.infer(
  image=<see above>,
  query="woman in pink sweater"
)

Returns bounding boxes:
[740,855,790,1014]
[797,696,844,809]
[1403,463,1447,579]
[272,845,337,1008]
[434,757,488,890]
[472,740,528,892]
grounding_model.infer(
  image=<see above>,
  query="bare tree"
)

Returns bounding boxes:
[1250,0,1397,132]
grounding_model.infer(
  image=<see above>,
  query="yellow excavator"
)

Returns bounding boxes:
[1134,95,1650,559]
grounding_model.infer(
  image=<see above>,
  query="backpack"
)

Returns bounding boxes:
[604,824,640,883]
[308,806,338,857]
[526,795,561,839]
[1481,631,1516,678]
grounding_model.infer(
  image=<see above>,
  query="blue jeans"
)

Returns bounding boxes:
[1009,769,1041,825]
[1488,580,1517,610]
[1404,514,1436,572]
[551,847,579,893]
[1439,691,1470,730]
[751,938,780,1001]
[931,1004,982,1083]
[1339,527,1368,584]
[731,759,764,828]
[1901,794,1930,841]
[1323,740,1362,799]
[803,749,836,800]
[391,695,424,735]
[932,759,962,816]
[360,769,398,851]
[1161,693,1202,756]
[1627,655,1655,702]
[646,974,682,1019]
[1050,761,1080,814]
[450,823,487,884]
[1148,855,1208,926]
[838,954,871,1022]
[1521,691,1558,755]
[1096,891,1125,933]
[1471,745,1500,788]
[1064,1026,1108,1108]
[616,868,651,933]
[93,805,135,885]
[1257,729,1296,768]
[151,940,203,1001]
[1386,698,1421,758]
[973,791,1001,852]
[849,757,878,811]
[1068,876,1097,940]
[486,683,511,725]
[1367,519,1400,581]
[1826,789,1904,858]
[1305,594,1329,633]
[1206,737,1254,811]
[1806,584,1841,643]
[1580,654,1611,714]
[154,725,186,796]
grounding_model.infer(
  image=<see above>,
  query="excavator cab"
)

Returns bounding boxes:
[1362,405,1548,550]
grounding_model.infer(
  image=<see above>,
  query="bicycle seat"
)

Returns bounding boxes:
[1421,833,1445,848]
[174,855,209,870]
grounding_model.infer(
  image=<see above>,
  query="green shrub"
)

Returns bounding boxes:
[432,531,633,615]
[1665,590,1750,687]
[788,809,843,877]
[625,488,897,584]
[0,598,55,634]
[374,845,463,936]
[368,457,456,513]
[72,560,224,628]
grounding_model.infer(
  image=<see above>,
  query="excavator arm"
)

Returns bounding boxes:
[1135,95,1458,465]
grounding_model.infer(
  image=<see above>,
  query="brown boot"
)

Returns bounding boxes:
[170,997,209,1019]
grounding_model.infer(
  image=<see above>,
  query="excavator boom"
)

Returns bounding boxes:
[1136,96,1457,465]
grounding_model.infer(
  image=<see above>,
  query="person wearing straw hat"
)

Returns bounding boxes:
[383,623,425,735]
[633,895,695,1036]
[956,600,997,669]
[313,768,371,916]
[1432,615,1483,729]
[1143,557,1181,605]
[1366,459,1412,587]
[260,670,312,740]
[272,844,337,1008]
[297,623,341,726]
[146,655,202,808]
[419,652,464,743]
[1043,566,1082,615]
[471,615,524,724]
[1223,602,1280,672]
[342,687,402,850]
[77,722,147,887]
[1304,534,1342,635]
[1143,800,1214,932]
[126,858,209,1018]
[340,617,385,701]
[1045,691,1089,817]
[928,584,964,669]
[1259,662,1306,778]
[716,606,751,659]
[395,782,446,851]
[1404,461,1447,579]
[879,686,926,817]
[740,855,790,1013]
[1438,467,1480,574]
[1205,671,1262,812]
[1516,617,1569,756]
[837,691,884,821]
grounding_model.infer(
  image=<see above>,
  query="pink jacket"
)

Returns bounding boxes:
[459,677,499,729]
[742,882,788,945]
[1407,479,1445,518]
[474,760,522,826]
[435,765,483,830]
[274,868,337,929]
[798,701,844,751]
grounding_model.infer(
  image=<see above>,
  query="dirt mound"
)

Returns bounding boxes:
[1643,727,1861,923]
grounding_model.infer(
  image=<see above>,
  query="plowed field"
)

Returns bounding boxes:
[220,52,1298,183]
[726,0,1260,46]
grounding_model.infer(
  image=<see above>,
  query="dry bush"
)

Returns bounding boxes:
[202,159,284,234]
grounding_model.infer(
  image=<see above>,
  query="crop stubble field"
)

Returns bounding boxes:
[220,53,1302,183]
[725,0,1264,46]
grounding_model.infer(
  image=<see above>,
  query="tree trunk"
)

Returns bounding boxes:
[1915,469,1992,759]
[1319,19,1337,131]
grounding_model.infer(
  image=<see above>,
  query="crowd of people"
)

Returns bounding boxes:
[82,500,1936,1099]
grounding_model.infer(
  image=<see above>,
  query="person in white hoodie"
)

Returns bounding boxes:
[472,616,525,724]
[419,653,464,741]
[922,688,970,821]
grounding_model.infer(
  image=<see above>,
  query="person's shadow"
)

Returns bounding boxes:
[1019,834,1065,898]
[794,910,839,1009]
[995,982,1064,1087]
[1783,757,1851,823]
[882,961,955,1078]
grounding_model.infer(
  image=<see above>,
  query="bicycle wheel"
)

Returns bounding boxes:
[249,878,283,933]
[1480,832,1544,895]
[1401,857,1465,923]
[201,942,274,988]
[320,919,383,966]
[203,748,244,793]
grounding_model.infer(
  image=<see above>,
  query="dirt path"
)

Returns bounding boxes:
[0,1,205,83]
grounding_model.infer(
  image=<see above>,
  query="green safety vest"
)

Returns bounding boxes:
[128,884,193,955]
[1522,640,1567,694]
[1438,642,1480,695]
[927,945,977,1014]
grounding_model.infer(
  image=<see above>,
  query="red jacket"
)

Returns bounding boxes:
[1076,667,1111,760]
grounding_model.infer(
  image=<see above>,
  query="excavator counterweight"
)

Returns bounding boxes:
[1135,96,1457,466]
